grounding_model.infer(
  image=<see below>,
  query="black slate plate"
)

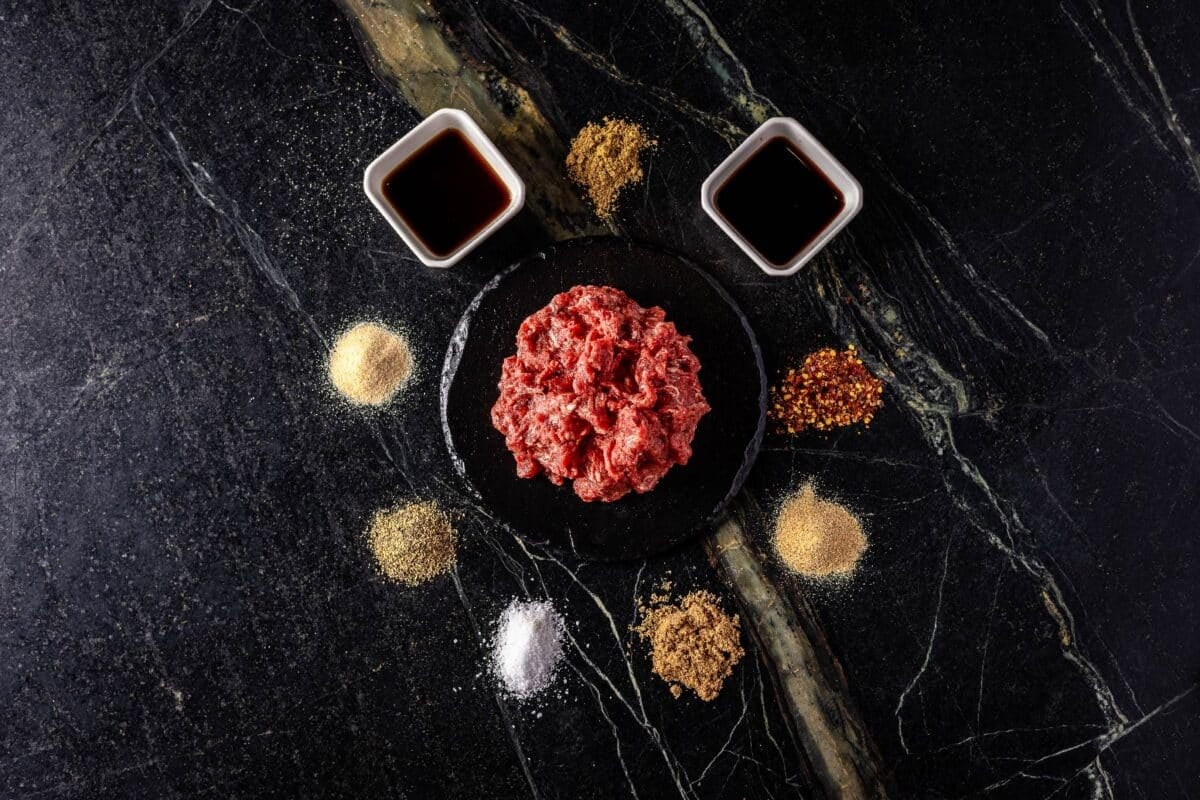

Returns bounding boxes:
[440,238,766,561]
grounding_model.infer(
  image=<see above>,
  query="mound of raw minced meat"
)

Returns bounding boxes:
[491,285,710,502]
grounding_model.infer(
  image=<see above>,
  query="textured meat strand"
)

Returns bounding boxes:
[491,285,710,502]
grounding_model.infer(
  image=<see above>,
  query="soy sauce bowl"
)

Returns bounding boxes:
[701,117,862,277]
[363,108,525,268]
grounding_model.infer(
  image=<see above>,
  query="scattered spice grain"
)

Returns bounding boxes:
[774,484,866,578]
[770,345,883,433]
[367,500,456,585]
[635,590,744,701]
[566,118,655,220]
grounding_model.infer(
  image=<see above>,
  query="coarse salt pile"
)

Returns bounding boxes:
[492,599,565,699]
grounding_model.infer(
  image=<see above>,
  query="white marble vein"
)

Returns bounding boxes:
[1062,0,1200,190]
[582,4,1183,796]
[500,0,745,145]
[130,88,326,345]
[511,538,698,798]
[895,532,955,754]
[449,568,544,800]
[0,0,217,271]
[980,684,1196,794]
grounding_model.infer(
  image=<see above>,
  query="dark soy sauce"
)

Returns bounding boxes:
[714,137,845,267]
[383,129,511,257]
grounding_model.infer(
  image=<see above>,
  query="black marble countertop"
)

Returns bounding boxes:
[2,1,1197,797]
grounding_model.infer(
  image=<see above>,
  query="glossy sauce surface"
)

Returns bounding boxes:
[383,129,511,257]
[714,137,844,267]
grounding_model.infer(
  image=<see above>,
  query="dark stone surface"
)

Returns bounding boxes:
[0,1,1196,798]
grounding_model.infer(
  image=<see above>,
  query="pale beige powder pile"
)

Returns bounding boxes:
[328,322,413,406]
[774,484,866,577]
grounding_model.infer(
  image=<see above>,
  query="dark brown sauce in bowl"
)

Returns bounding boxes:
[382,128,511,258]
[713,137,844,267]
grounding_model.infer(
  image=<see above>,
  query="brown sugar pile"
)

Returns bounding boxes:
[328,322,414,406]
[635,591,744,701]
[774,484,866,577]
[770,345,884,433]
[566,118,655,220]
[367,500,456,585]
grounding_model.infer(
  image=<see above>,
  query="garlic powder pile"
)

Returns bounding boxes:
[328,322,414,406]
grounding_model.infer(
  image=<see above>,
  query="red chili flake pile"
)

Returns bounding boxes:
[769,345,884,433]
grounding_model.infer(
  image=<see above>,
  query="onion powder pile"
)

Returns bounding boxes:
[492,599,565,699]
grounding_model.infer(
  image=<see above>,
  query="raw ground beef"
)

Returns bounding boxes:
[491,285,711,502]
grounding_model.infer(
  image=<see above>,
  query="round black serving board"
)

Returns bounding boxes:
[440,238,766,561]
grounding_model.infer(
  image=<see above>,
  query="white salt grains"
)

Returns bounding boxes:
[492,599,564,699]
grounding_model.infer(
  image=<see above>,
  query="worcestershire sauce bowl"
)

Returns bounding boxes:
[701,117,862,276]
[364,109,525,268]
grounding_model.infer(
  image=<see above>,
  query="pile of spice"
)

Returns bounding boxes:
[328,322,414,406]
[774,484,866,578]
[368,500,456,585]
[566,117,655,220]
[492,599,565,698]
[769,345,884,433]
[635,590,744,701]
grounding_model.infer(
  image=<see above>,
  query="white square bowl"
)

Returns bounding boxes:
[363,108,525,268]
[700,117,862,277]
